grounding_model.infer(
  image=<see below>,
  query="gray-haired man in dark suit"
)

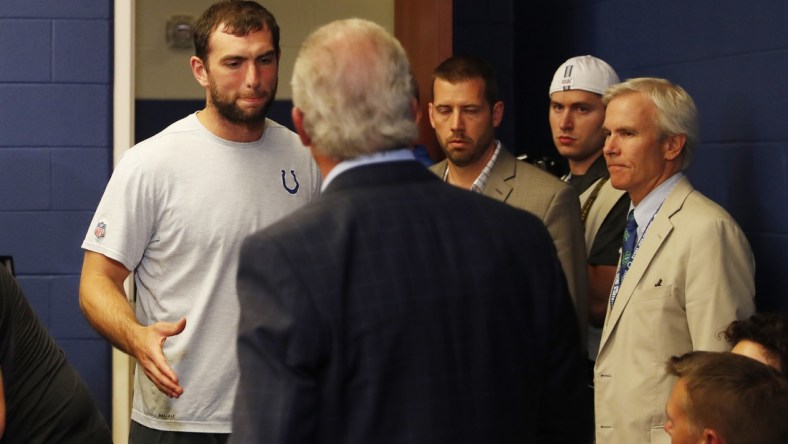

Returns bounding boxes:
[230,18,589,444]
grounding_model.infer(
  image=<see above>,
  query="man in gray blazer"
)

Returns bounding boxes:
[594,77,755,443]
[428,56,589,346]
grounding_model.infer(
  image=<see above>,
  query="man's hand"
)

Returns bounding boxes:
[80,252,191,398]
[133,318,187,398]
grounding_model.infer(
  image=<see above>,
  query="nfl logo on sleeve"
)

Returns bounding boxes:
[94,221,107,239]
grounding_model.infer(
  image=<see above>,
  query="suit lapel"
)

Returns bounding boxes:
[482,146,515,203]
[599,177,694,349]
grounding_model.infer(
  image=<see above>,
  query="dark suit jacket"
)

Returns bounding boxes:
[231,160,589,444]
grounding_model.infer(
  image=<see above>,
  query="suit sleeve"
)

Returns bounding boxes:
[231,234,327,444]
[535,239,593,442]
[685,217,755,350]
[542,185,590,347]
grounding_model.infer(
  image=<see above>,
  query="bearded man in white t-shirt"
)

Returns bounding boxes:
[78,2,320,442]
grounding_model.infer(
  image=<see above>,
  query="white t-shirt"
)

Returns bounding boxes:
[82,113,321,433]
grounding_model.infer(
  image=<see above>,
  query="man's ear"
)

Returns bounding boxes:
[411,97,423,125]
[492,101,505,128]
[427,102,437,129]
[664,133,686,161]
[702,427,723,444]
[190,56,209,88]
[291,107,312,147]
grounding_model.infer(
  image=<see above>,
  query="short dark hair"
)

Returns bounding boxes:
[666,351,788,444]
[193,0,280,63]
[723,312,788,375]
[432,55,499,106]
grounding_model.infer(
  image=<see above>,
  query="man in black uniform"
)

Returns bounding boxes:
[548,55,629,356]
[548,56,628,442]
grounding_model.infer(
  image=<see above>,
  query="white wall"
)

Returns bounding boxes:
[136,0,394,100]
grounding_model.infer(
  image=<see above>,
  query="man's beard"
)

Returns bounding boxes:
[209,80,278,125]
[442,132,493,168]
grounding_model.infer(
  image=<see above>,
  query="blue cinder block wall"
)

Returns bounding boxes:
[0,0,112,423]
[456,0,787,312]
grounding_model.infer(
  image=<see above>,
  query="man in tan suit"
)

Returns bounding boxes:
[428,55,589,346]
[594,77,755,444]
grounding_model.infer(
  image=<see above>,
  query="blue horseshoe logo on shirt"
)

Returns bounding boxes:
[281,169,300,194]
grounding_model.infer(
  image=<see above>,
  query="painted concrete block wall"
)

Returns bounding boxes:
[456,0,787,312]
[0,0,113,423]
[554,0,788,312]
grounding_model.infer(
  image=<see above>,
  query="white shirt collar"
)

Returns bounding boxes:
[631,172,684,239]
[321,148,415,191]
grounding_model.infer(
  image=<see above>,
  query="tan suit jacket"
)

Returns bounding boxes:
[579,178,627,254]
[594,176,755,444]
[431,147,589,344]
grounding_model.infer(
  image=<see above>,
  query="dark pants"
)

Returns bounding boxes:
[129,421,229,444]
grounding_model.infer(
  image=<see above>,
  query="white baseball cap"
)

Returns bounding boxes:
[549,55,619,96]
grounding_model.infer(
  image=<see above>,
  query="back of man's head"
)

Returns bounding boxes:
[432,55,499,107]
[724,312,788,375]
[290,19,417,160]
[549,55,619,97]
[666,351,788,444]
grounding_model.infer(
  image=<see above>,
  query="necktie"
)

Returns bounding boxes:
[610,209,638,307]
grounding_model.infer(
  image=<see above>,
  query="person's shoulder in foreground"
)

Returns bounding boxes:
[0,264,111,443]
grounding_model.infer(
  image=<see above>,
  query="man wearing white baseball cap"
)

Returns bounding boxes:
[549,56,629,363]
